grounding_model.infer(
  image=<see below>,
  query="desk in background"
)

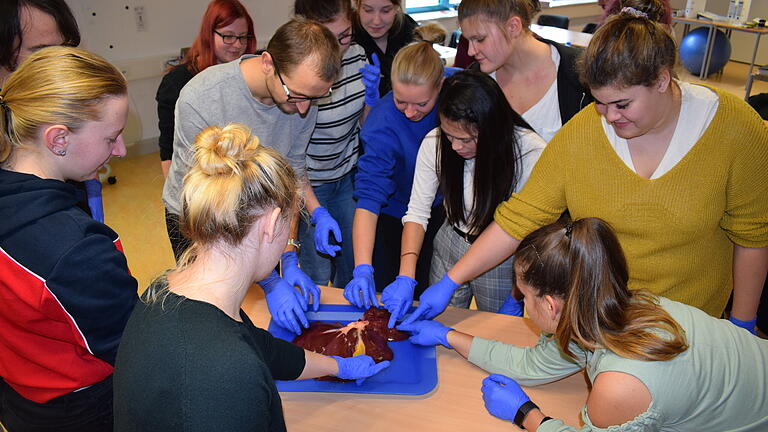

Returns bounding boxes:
[242,286,589,432]
[672,16,768,94]
[531,24,593,48]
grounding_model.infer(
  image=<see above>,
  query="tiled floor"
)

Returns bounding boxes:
[103,60,768,294]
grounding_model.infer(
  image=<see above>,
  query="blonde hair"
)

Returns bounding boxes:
[391,42,443,89]
[414,22,447,45]
[0,46,126,163]
[180,124,300,259]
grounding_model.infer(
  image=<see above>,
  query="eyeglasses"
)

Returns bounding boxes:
[273,61,332,103]
[337,28,352,45]
[213,30,254,45]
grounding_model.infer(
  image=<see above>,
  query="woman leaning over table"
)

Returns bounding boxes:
[0,46,138,431]
[457,0,592,142]
[405,1,768,334]
[401,218,768,431]
[114,124,389,432]
[379,70,546,326]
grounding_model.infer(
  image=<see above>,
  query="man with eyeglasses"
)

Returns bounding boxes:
[293,0,368,290]
[162,18,341,334]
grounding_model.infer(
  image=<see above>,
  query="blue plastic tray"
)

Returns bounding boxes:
[268,304,437,395]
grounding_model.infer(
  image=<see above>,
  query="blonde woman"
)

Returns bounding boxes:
[344,42,457,309]
[114,124,389,431]
[401,218,768,431]
[0,46,137,431]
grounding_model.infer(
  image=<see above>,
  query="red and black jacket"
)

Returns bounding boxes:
[0,169,137,403]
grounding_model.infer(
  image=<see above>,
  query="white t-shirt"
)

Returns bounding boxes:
[601,81,719,179]
[490,45,562,143]
[402,127,547,232]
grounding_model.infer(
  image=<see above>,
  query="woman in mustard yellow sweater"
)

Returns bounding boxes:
[402,0,768,334]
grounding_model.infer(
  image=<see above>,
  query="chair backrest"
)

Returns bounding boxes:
[537,14,570,29]
[582,22,598,34]
[449,29,462,48]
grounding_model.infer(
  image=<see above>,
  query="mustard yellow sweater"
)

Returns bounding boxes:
[495,87,768,317]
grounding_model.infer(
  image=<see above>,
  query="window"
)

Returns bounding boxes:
[405,0,460,14]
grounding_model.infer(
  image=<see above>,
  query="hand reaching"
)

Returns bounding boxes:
[281,251,320,312]
[381,275,417,327]
[311,206,342,257]
[343,264,380,309]
[400,273,458,325]
[359,53,381,106]
[332,355,390,385]
[259,270,309,334]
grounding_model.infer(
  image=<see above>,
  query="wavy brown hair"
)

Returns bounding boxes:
[515,218,688,362]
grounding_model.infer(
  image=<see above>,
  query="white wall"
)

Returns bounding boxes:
[64,0,293,155]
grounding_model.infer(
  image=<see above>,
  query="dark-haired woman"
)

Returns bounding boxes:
[156,0,255,180]
[380,70,545,325]
[405,1,768,332]
[400,217,768,431]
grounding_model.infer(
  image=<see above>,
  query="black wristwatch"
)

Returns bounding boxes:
[514,400,539,429]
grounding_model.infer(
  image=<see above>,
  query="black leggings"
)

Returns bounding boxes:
[164,209,191,263]
[372,206,444,298]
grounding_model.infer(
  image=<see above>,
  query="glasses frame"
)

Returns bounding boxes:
[336,27,353,46]
[213,30,254,45]
[273,61,332,103]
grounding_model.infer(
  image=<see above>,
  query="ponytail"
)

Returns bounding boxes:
[516,218,688,361]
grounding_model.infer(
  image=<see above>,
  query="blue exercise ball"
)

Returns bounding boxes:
[679,27,732,76]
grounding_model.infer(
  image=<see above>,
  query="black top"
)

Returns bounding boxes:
[468,37,593,125]
[114,280,306,432]
[353,14,417,96]
[156,65,195,161]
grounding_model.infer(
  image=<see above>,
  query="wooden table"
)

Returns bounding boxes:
[672,16,768,87]
[242,286,589,431]
[531,24,593,48]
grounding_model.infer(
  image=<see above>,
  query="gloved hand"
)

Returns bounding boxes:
[481,374,531,422]
[359,53,381,106]
[281,251,320,312]
[381,275,417,327]
[259,269,309,334]
[498,293,524,317]
[311,206,342,257]
[331,355,391,385]
[729,315,758,335]
[400,273,459,325]
[343,264,380,309]
[397,320,452,348]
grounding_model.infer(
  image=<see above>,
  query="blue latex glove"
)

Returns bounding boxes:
[311,206,342,257]
[481,374,532,422]
[281,251,320,312]
[730,315,758,335]
[359,53,381,106]
[259,269,309,334]
[397,319,452,348]
[343,264,380,309]
[498,294,524,317]
[84,179,104,223]
[400,273,459,325]
[331,355,391,385]
[381,275,417,327]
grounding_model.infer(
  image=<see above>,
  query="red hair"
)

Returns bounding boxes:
[183,0,256,74]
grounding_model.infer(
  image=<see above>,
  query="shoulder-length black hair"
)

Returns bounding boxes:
[437,69,533,236]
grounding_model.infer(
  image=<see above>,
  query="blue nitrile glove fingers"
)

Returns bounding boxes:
[311,206,342,257]
[260,270,309,334]
[481,374,531,422]
[359,53,381,106]
[729,315,758,335]
[84,179,104,223]
[381,275,417,327]
[498,293,524,317]
[331,355,391,385]
[343,264,380,309]
[400,273,459,325]
[397,320,452,348]
[281,251,320,312]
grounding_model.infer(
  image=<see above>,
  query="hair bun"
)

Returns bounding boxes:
[193,123,261,177]
[620,0,665,22]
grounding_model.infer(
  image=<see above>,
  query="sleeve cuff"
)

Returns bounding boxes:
[356,198,382,215]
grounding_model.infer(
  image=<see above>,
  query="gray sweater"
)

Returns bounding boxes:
[162,55,317,215]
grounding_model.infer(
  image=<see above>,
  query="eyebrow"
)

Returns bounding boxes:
[594,97,630,105]
[395,98,430,105]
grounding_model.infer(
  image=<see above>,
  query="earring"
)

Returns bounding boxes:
[56,149,66,156]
